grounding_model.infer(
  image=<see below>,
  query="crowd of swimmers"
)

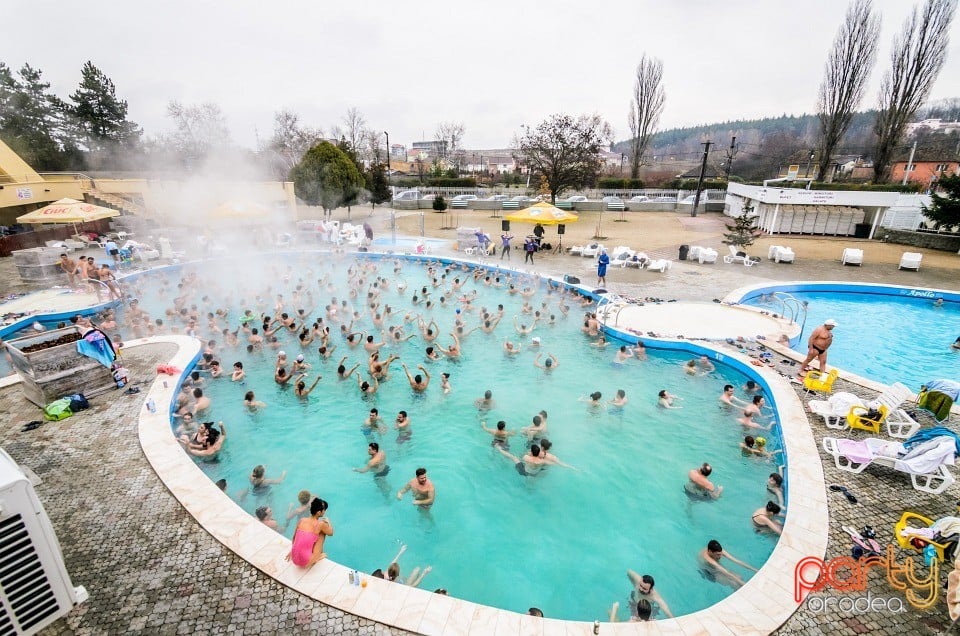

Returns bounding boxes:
[90,253,786,620]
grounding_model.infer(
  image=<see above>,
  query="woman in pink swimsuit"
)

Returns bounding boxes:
[287,498,334,568]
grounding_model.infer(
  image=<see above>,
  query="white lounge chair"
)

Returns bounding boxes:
[625,252,649,268]
[723,245,757,267]
[62,238,87,251]
[697,247,718,264]
[646,259,672,273]
[822,436,956,495]
[568,244,585,255]
[581,243,604,258]
[809,382,920,438]
[899,252,922,271]
[841,248,863,266]
[768,245,795,263]
[611,249,636,268]
[611,246,633,258]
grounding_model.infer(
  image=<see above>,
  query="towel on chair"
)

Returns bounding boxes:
[906,426,960,456]
[925,379,960,401]
[895,437,957,475]
[836,439,875,464]
[918,391,954,422]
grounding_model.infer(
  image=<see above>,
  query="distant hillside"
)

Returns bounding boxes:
[616,98,959,182]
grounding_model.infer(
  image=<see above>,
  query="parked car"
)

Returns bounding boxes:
[566,195,588,202]
[394,190,420,201]
[510,195,532,202]
[629,195,649,203]
[453,194,479,201]
[602,196,624,204]
[485,194,510,201]
[422,194,436,202]
[680,194,697,204]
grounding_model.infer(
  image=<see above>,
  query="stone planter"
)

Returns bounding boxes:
[3,326,116,408]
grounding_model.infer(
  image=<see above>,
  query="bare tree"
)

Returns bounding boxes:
[815,0,880,181]
[627,54,665,179]
[434,121,466,172]
[332,106,368,154]
[263,109,324,178]
[161,100,232,166]
[516,113,612,203]
[872,0,956,183]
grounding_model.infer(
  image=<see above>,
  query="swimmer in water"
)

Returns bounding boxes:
[751,501,783,535]
[686,463,722,499]
[658,390,682,409]
[698,539,757,588]
[481,420,516,448]
[609,389,628,407]
[396,467,435,507]
[440,372,451,394]
[533,352,559,371]
[353,442,390,478]
[294,374,322,397]
[496,444,546,477]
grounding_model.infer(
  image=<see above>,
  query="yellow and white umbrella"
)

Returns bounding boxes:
[504,201,579,226]
[17,198,119,237]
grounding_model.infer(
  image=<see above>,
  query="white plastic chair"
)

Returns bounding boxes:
[841,248,863,266]
[723,245,756,267]
[697,248,718,264]
[898,252,922,271]
[768,245,795,263]
[646,259,672,273]
[822,436,955,495]
[581,243,604,258]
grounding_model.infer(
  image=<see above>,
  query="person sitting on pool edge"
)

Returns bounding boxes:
[686,463,722,499]
[285,497,333,568]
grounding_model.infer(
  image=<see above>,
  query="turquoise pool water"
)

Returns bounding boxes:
[372,237,447,248]
[12,255,785,620]
[744,290,959,388]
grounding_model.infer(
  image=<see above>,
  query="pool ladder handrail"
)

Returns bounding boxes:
[597,293,631,327]
[770,292,808,341]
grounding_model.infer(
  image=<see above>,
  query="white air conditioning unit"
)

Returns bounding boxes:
[0,448,88,635]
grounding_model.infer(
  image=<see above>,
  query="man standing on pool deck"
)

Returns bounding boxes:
[597,248,610,286]
[799,318,837,375]
[397,467,435,506]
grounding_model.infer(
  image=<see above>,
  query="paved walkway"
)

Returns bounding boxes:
[0,208,957,634]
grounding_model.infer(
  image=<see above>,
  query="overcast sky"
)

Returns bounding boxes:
[6,0,960,150]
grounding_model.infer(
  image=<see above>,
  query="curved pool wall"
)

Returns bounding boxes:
[0,251,825,633]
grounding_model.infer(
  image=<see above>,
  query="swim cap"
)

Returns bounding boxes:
[278,351,286,357]
[532,337,541,344]
[296,354,304,362]
[456,309,461,314]
[755,437,767,447]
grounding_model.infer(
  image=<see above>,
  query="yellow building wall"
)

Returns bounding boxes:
[0,138,42,183]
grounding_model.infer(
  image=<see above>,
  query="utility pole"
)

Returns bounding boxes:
[724,136,737,181]
[902,140,917,186]
[384,131,391,193]
[692,141,712,217]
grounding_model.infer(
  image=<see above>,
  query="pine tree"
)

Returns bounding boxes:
[0,63,77,170]
[367,163,390,208]
[722,202,760,248]
[69,61,141,161]
[922,173,960,231]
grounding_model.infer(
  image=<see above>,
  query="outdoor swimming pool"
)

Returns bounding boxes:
[140,254,785,621]
[0,255,786,620]
[739,284,959,389]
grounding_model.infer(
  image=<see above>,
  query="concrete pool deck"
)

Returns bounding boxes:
[0,207,958,634]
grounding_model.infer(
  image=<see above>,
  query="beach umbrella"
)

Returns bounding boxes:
[504,201,578,226]
[17,198,119,237]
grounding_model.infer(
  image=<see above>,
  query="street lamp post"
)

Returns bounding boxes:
[620,153,626,176]
[384,131,391,193]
